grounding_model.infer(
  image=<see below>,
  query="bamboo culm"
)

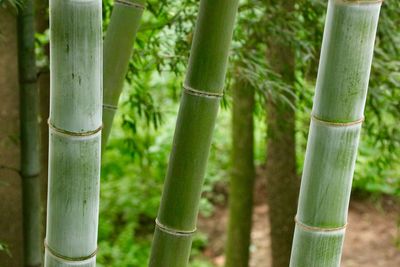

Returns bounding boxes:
[264,2,299,266]
[45,0,102,266]
[17,0,42,266]
[149,1,240,266]
[34,0,50,250]
[225,80,255,267]
[290,1,381,266]
[102,0,145,149]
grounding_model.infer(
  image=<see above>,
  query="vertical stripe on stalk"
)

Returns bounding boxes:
[290,1,381,266]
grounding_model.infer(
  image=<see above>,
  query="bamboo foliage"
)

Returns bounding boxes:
[17,0,41,266]
[45,0,102,266]
[102,0,145,148]
[290,1,381,266]
[149,0,240,266]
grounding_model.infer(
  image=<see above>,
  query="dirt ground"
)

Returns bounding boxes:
[198,182,400,267]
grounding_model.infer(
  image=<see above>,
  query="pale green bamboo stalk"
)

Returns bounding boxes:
[102,0,145,148]
[148,1,240,266]
[45,0,102,266]
[17,0,41,266]
[289,1,381,266]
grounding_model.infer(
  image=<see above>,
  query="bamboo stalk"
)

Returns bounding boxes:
[17,0,42,266]
[34,0,50,253]
[264,2,299,266]
[148,1,240,266]
[289,1,381,266]
[225,79,255,267]
[102,0,145,149]
[45,0,102,266]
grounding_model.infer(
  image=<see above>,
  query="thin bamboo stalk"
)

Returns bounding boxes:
[17,0,41,266]
[289,1,381,266]
[148,1,240,266]
[102,0,145,149]
[34,0,50,253]
[45,0,102,266]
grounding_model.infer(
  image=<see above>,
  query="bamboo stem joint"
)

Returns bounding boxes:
[340,0,384,5]
[115,0,145,9]
[183,84,224,99]
[48,119,103,137]
[155,219,197,236]
[44,241,97,262]
[103,104,118,111]
[295,217,347,233]
[311,115,364,127]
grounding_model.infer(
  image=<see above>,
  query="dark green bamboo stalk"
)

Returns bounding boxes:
[149,1,240,266]
[34,0,50,252]
[45,0,102,266]
[225,79,255,267]
[290,1,382,266]
[17,0,41,266]
[102,0,145,148]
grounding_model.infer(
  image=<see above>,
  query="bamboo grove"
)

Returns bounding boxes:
[1,0,392,266]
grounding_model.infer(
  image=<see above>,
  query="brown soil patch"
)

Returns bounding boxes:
[199,188,400,267]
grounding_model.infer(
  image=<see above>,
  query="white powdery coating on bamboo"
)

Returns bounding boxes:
[49,0,102,133]
[45,0,102,266]
[290,1,381,266]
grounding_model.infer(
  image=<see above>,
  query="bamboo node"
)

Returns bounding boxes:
[338,0,384,5]
[103,103,118,111]
[295,216,347,232]
[155,218,197,236]
[22,172,40,179]
[183,84,224,99]
[115,0,145,9]
[48,119,103,137]
[311,115,364,127]
[44,240,97,262]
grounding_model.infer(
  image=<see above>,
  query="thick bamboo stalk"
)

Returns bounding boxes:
[289,1,381,266]
[148,1,240,266]
[17,0,42,266]
[45,0,102,266]
[102,0,145,148]
[225,80,255,267]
